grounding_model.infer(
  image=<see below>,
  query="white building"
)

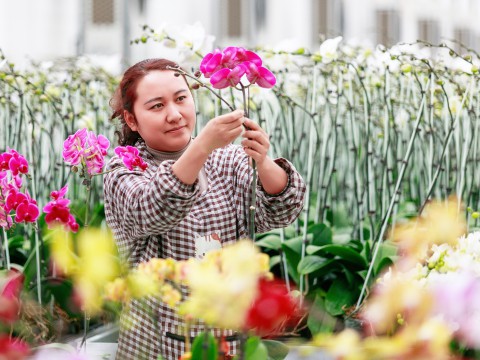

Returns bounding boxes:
[0,0,479,71]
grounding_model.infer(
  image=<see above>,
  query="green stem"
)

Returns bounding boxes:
[355,79,429,311]
[240,83,257,241]
[2,226,10,270]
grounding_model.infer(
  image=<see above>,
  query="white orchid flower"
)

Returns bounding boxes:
[319,36,343,63]
[165,22,215,64]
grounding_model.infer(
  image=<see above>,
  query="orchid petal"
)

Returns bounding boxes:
[210,68,232,89]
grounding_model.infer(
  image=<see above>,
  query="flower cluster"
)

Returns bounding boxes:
[105,257,182,307]
[114,146,148,171]
[0,149,39,228]
[42,185,79,232]
[62,128,110,175]
[313,199,473,360]
[178,239,298,335]
[200,46,276,89]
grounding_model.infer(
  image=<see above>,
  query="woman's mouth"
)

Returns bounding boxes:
[166,126,185,133]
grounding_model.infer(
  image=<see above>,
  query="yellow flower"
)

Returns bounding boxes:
[313,329,365,360]
[178,239,267,329]
[393,197,466,263]
[159,283,182,307]
[50,227,77,275]
[104,278,131,303]
[49,227,121,315]
[126,271,160,299]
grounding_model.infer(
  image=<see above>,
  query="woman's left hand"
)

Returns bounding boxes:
[241,119,270,166]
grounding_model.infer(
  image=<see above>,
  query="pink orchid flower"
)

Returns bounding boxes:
[0,149,29,176]
[4,190,27,212]
[114,146,148,171]
[0,209,12,229]
[0,153,11,171]
[8,150,29,176]
[63,129,110,175]
[43,186,79,232]
[199,49,223,78]
[244,61,277,88]
[15,198,39,223]
[210,64,247,89]
[200,46,276,89]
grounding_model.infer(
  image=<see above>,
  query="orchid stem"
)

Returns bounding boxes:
[2,227,10,270]
[240,84,257,241]
[166,66,235,112]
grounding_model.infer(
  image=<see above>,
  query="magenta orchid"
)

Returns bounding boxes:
[62,128,110,175]
[0,149,39,227]
[200,46,276,89]
[43,185,79,232]
[114,146,148,171]
[0,149,28,176]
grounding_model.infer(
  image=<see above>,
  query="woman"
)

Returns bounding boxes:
[104,58,306,359]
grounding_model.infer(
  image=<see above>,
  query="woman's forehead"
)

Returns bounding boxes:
[136,70,187,98]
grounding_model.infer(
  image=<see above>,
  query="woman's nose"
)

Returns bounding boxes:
[165,104,181,123]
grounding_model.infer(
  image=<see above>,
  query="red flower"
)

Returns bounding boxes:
[0,270,24,324]
[244,278,298,336]
[0,335,30,360]
[43,186,79,232]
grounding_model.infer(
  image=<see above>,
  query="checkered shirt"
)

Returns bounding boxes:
[103,140,306,360]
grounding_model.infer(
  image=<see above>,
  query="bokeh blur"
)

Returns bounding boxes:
[1,0,479,72]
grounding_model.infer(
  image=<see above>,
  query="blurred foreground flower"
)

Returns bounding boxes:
[177,240,268,329]
[0,334,30,360]
[244,278,298,336]
[313,199,473,359]
[49,227,120,314]
[0,270,24,324]
[392,197,466,266]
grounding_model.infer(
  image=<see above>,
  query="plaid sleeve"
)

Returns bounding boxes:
[219,145,306,234]
[104,157,200,240]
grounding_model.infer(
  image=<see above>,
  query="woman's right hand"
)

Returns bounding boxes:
[195,109,245,154]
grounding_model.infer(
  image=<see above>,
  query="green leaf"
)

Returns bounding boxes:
[255,235,282,250]
[307,292,337,335]
[281,235,307,284]
[298,255,329,275]
[262,340,289,360]
[244,336,268,360]
[269,255,281,269]
[306,244,367,269]
[191,332,217,360]
[372,242,398,275]
[325,278,357,316]
[374,256,396,276]
[308,223,332,246]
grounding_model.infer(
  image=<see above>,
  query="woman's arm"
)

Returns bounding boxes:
[172,110,244,184]
[241,118,289,195]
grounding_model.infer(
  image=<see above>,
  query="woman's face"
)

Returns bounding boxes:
[127,70,196,152]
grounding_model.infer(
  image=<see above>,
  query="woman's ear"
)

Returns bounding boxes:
[124,110,138,131]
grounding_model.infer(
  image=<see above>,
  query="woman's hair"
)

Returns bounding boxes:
[109,58,181,146]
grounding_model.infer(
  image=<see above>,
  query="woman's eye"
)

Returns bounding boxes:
[151,103,163,109]
[177,96,186,102]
